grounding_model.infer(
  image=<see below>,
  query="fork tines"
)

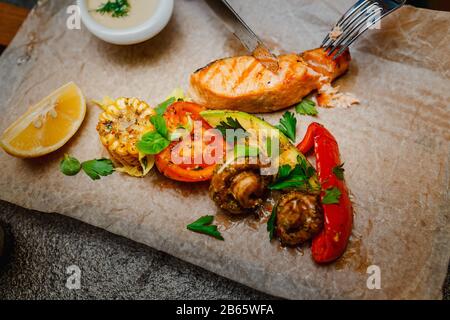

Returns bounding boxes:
[321,0,389,59]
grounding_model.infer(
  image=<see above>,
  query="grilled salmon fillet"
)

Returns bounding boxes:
[189,48,350,113]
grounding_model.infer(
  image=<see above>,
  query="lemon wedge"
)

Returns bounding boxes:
[0,82,86,158]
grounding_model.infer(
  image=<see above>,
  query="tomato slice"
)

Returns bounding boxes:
[163,101,205,132]
[156,102,223,182]
[156,142,218,182]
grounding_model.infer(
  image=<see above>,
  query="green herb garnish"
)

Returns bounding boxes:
[269,156,315,191]
[295,99,318,116]
[137,96,181,155]
[333,163,345,181]
[187,216,224,240]
[267,206,277,241]
[81,158,115,180]
[150,115,169,139]
[60,154,81,176]
[96,0,130,18]
[60,155,114,180]
[154,97,176,116]
[276,111,297,142]
[136,131,170,155]
[322,187,342,204]
[216,117,247,137]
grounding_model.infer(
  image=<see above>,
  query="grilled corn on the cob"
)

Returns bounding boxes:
[96,97,155,177]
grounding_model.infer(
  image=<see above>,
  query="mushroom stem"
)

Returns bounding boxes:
[230,171,263,209]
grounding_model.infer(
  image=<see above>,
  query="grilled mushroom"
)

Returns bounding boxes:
[209,159,272,214]
[276,191,323,246]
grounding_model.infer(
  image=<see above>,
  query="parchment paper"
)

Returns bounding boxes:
[0,0,449,299]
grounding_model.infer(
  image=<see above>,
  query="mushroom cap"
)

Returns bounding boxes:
[276,191,323,246]
[209,158,273,214]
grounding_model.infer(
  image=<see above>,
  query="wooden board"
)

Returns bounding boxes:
[0,3,29,46]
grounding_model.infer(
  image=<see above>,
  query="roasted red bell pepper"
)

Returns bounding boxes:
[297,123,353,263]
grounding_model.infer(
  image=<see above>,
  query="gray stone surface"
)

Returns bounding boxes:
[0,200,274,299]
[0,200,447,299]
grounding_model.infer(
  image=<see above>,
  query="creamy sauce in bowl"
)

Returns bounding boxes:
[79,0,173,45]
[87,0,160,29]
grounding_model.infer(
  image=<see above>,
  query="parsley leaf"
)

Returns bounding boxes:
[333,163,345,180]
[322,187,342,204]
[136,131,170,155]
[300,156,316,179]
[216,117,247,137]
[269,175,308,190]
[187,216,224,240]
[81,159,115,180]
[267,206,277,241]
[269,157,315,191]
[154,96,176,116]
[295,99,318,116]
[96,0,130,18]
[277,164,292,180]
[60,154,81,176]
[276,111,297,142]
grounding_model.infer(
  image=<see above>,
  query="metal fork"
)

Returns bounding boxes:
[322,0,406,59]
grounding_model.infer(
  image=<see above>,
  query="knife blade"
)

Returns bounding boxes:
[204,0,279,73]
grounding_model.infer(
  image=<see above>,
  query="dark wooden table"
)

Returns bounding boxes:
[1,0,449,49]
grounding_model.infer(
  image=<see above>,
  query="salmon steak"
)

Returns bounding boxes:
[189,48,351,113]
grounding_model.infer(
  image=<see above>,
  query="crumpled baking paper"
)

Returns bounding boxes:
[0,0,448,299]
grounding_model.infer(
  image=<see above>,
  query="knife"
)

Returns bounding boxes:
[204,0,279,73]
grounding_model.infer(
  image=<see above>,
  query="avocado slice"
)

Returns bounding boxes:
[200,110,320,194]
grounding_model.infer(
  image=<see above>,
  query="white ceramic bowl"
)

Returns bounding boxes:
[78,0,174,45]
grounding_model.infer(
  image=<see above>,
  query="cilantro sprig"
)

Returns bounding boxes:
[276,111,297,142]
[295,99,318,116]
[216,117,247,137]
[333,163,345,181]
[269,156,315,191]
[322,187,342,204]
[60,155,114,180]
[187,216,224,240]
[96,0,130,18]
[81,159,115,180]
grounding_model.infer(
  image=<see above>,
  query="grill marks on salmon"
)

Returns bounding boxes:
[189,48,351,113]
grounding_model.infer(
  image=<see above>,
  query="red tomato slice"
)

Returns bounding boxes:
[156,102,222,182]
[163,101,205,132]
